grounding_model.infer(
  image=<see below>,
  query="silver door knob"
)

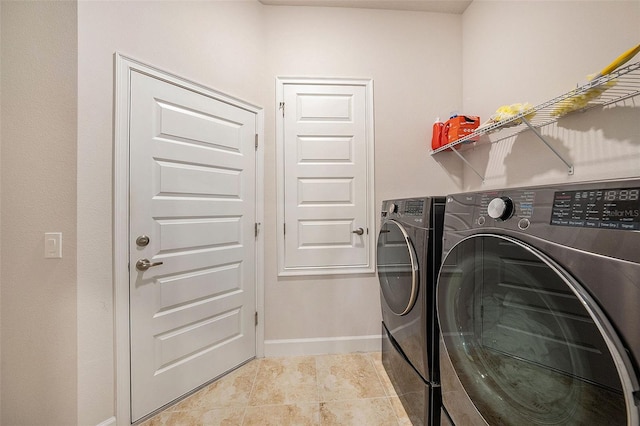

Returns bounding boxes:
[352,227,364,236]
[136,258,163,271]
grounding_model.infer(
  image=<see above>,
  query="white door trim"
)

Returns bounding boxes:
[275,77,376,276]
[114,53,264,425]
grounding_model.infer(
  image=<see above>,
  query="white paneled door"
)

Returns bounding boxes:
[128,70,257,421]
[279,81,374,275]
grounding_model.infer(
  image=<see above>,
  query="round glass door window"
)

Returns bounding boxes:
[377,220,418,316]
[438,235,634,425]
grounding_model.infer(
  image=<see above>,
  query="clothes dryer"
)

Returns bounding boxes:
[438,180,640,425]
[378,197,445,426]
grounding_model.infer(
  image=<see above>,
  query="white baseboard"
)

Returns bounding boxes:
[264,334,381,357]
[96,416,116,426]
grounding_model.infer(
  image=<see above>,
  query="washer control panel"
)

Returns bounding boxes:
[403,200,425,216]
[381,198,434,227]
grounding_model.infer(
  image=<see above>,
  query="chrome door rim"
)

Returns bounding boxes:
[378,219,419,316]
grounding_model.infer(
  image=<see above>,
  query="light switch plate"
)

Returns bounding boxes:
[45,232,62,258]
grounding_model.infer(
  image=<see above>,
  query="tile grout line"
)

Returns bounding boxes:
[239,357,262,426]
[315,353,323,424]
[366,352,389,397]
[366,352,404,426]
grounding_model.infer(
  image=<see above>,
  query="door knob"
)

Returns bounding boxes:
[352,227,364,236]
[136,258,163,271]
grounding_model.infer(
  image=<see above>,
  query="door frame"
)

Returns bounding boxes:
[114,53,265,424]
[275,77,376,276]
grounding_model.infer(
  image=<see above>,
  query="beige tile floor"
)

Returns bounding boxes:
[140,352,411,426]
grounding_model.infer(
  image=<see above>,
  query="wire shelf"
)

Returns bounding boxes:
[431,60,640,154]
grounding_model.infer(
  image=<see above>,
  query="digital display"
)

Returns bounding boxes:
[603,189,639,201]
[404,200,424,216]
[551,187,640,230]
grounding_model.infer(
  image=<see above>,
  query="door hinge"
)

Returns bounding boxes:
[255,134,258,150]
[284,223,286,235]
[279,101,285,117]
[255,222,260,237]
[255,311,259,326]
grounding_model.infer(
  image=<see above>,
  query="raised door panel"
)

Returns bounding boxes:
[280,82,373,274]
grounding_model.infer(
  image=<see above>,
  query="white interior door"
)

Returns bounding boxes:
[280,82,373,274]
[128,70,257,421]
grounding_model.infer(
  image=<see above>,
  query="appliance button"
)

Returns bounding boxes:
[488,197,514,221]
[518,218,531,230]
[477,216,486,226]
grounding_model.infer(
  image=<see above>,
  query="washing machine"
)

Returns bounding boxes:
[378,197,445,426]
[437,179,640,425]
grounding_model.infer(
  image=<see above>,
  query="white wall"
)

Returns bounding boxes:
[459,1,640,190]
[0,1,78,425]
[77,1,266,424]
[263,6,462,353]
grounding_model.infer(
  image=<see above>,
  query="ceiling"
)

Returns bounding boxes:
[258,0,473,15]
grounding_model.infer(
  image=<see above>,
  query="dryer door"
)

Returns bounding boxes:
[377,220,418,316]
[437,234,638,426]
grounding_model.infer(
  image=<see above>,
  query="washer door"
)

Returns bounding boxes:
[438,234,638,426]
[377,220,418,316]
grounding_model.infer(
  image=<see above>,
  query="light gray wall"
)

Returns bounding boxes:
[0,1,78,425]
[263,6,462,347]
[459,1,640,190]
[77,2,462,422]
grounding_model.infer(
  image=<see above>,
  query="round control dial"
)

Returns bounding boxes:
[388,203,398,215]
[487,197,514,221]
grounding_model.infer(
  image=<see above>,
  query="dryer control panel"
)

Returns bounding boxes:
[550,186,640,231]
[450,182,640,234]
[476,191,536,230]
